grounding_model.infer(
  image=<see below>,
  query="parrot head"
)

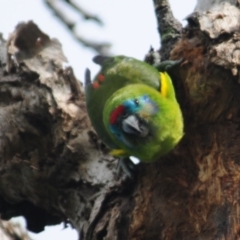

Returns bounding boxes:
[109,94,158,147]
[103,82,182,162]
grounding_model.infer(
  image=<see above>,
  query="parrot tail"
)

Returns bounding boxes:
[85,68,91,87]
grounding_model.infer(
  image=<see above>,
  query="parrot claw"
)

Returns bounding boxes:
[154,59,183,72]
[93,55,111,66]
[117,157,137,179]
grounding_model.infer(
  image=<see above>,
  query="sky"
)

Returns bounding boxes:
[0,0,196,239]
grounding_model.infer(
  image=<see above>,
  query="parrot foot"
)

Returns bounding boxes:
[117,157,137,179]
[154,59,183,72]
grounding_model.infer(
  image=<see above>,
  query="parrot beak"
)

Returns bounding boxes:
[122,115,149,137]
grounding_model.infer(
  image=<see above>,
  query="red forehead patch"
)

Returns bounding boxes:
[110,105,125,124]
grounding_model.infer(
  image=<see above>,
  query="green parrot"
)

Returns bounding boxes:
[85,55,183,166]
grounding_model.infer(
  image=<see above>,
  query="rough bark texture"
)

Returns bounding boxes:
[0,220,31,240]
[0,21,117,238]
[2,1,240,240]
[195,0,238,11]
[153,0,182,60]
[167,2,240,239]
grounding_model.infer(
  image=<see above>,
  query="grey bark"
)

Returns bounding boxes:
[195,0,238,11]
[0,21,116,238]
[0,220,31,240]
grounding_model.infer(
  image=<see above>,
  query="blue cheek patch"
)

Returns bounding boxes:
[109,124,133,148]
[142,95,150,101]
[123,100,140,114]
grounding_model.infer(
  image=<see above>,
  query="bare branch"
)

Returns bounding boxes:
[44,0,111,55]
[73,34,111,56]
[45,0,76,29]
[152,0,182,59]
[63,0,103,25]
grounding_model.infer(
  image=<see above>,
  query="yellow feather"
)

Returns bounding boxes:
[159,72,168,97]
[110,149,127,157]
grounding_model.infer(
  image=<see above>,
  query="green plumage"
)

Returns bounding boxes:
[85,55,183,163]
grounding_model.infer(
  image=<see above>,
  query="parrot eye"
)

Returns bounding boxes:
[134,99,139,106]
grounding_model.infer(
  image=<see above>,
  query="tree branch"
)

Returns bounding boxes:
[152,0,182,59]
[63,0,103,25]
[44,0,111,55]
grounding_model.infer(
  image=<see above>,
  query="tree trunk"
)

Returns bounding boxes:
[1,1,240,240]
[195,0,237,11]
